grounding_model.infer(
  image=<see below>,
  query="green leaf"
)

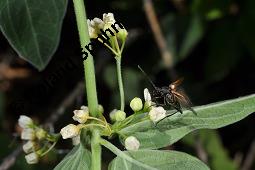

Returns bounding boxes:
[0,0,68,70]
[120,94,255,149]
[109,150,209,170]
[54,144,91,170]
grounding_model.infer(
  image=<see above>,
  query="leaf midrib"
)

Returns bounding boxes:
[24,0,43,66]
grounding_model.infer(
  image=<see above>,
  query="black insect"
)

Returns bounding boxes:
[138,65,197,115]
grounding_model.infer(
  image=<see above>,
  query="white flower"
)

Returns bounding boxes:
[130,97,143,112]
[144,88,151,104]
[103,13,116,29]
[125,136,140,151]
[87,18,104,38]
[25,152,38,164]
[23,141,35,153]
[149,106,166,123]
[72,109,89,124]
[18,115,33,129]
[72,135,80,146]
[21,129,35,140]
[60,124,80,139]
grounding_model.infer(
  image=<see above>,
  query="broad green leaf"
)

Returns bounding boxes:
[120,94,255,149]
[54,144,91,170]
[0,0,68,70]
[109,150,209,170]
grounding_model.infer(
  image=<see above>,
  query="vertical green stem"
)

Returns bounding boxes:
[73,0,98,117]
[116,58,125,111]
[91,130,102,170]
[72,1,101,170]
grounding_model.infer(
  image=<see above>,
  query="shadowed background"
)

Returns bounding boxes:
[0,0,255,169]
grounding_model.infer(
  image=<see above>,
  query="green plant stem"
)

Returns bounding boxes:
[73,1,101,170]
[116,58,125,111]
[91,130,102,170]
[100,138,156,170]
[73,0,98,117]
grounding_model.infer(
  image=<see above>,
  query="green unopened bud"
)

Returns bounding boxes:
[35,128,47,140]
[115,110,126,121]
[109,109,117,122]
[130,97,143,112]
[97,105,104,115]
[117,29,128,42]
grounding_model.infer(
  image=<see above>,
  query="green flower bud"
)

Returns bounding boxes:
[130,97,143,112]
[97,104,104,115]
[35,128,47,140]
[109,109,118,122]
[115,110,126,121]
[117,29,128,42]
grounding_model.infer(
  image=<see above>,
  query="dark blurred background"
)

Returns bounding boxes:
[0,0,255,169]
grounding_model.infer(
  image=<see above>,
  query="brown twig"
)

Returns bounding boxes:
[143,0,174,68]
[195,135,208,164]
[0,146,22,170]
[0,81,84,170]
[241,140,255,170]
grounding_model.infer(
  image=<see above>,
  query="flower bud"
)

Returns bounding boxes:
[25,152,39,164]
[21,129,35,140]
[117,29,128,42]
[60,124,80,139]
[144,88,153,110]
[125,136,140,151]
[72,109,89,124]
[109,109,117,122]
[72,135,80,146]
[81,105,89,112]
[97,104,104,115]
[35,128,47,140]
[18,115,33,129]
[144,88,151,103]
[149,106,166,123]
[115,110,126,121]
[130,97,143,112]
[23,141,35,153]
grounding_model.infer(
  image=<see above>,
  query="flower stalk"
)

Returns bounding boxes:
[116,58,125,111]
[72,0,101,170]
[72,0,98,117]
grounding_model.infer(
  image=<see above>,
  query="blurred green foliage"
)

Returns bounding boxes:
[183,130,238,170]
[0,0,255,169]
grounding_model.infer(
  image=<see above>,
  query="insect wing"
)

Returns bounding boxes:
[170,78,184,88]
[172,90,197,115]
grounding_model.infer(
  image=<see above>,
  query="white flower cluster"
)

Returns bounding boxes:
[18,115,38,164]
[129,88,166,123]
[60,106,89,142]
[145,88,167,123]
[87,13,127,39]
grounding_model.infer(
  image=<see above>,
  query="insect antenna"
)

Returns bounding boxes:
[138,65,157,89]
